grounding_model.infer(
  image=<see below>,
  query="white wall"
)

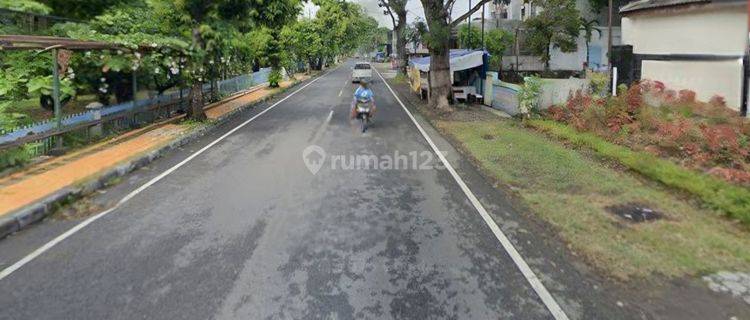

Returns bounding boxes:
[497,0,621,71]
[641,59,744,110]
[549,27,621,71]
[538,78,591,108]
[622,5,747,55]
[621,3,747,110]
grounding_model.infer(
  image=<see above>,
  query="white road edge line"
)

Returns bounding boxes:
[375,68,570,320]
[326,110,333,124]
[0,68,336,282]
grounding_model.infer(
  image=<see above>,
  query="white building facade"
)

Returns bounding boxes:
[479,0,621,71]
[620,0,747,113]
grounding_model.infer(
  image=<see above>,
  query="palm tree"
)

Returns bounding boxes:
[579,18,601,69]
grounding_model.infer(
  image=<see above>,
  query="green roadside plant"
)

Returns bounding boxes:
[518,76,543,118]
[268,69,282,88]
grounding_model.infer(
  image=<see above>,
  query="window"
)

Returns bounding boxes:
[355,64,371,70]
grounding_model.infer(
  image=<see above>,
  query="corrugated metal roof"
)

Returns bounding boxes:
[620,0,742,13]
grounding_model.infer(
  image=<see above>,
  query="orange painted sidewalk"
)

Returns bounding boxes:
[0,75,309,218]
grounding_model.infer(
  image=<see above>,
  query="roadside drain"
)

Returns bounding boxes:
[606,203,663,223]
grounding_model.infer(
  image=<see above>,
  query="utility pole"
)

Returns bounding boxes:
[481,1,486,49]
[52,49,62,150]
[468,0,472,49]
[608,0,613,70]
[608,0,614,91]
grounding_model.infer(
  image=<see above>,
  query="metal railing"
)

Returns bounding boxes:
[0,68,271,161]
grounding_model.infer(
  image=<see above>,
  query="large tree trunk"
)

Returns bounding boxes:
[189,26,206,120]
[187,82,206,120]
[420,0,453,111]
[395,12,408,73]
[429,48,452,111]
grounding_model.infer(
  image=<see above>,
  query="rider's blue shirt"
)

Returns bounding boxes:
[354,87,373,102]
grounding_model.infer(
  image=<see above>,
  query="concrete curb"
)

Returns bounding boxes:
[0,76,314,240]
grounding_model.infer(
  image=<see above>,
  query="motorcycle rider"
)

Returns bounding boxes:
[350,79,376,119]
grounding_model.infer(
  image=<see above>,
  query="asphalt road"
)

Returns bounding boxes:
[0,62,631,319]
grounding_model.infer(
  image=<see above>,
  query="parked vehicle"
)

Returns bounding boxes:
[352,62,372,83]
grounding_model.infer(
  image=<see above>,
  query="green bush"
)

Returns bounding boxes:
[518,76,543,118]
[0,145,36,169]
[268,69,282,88]
[588,71,609,97]
[530,119,750,224]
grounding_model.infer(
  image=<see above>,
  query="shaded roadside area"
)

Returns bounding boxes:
[377,64,750,319]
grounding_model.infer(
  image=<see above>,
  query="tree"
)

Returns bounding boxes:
[457,25,481,49]
[579,17,600,68]
[39,0,132,20]
[280,2,379,73]
[312,0,374,66]
[418,0,492,111]
[0,0,51,14]
[378,0,408,72]
[523,0,581,71]
[485,29,514,73]
[280,20,323,71]
[404,22,421,50]
[587,0,623,14]
[156,0,301,117]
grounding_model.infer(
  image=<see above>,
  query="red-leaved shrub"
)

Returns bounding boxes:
[678,89,697,103]
[547,80,750,186]
[708,95,727,108]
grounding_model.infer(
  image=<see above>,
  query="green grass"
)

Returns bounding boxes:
[437,119,750,279]
[528,119,750,225]
[393,73,409,84]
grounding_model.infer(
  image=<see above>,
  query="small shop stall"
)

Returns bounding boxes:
[407,49,488,104]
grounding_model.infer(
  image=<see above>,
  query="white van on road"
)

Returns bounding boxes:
[352,62,372,83]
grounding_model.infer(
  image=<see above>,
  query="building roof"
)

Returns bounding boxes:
[620,0,743,13]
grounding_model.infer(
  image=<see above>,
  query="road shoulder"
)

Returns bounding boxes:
[0,74,313,239]
[376,65,750,320]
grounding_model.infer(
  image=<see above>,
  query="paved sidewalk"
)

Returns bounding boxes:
[0,75,309,231]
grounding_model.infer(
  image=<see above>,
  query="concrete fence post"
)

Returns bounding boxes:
[86,102,104,138]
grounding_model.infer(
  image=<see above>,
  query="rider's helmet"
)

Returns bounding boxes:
[360,79,369,88]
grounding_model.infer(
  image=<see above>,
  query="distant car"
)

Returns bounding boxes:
[352,62,372,83]
[373,52,386,63]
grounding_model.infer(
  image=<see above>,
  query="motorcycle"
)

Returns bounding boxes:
[355,98,372,133]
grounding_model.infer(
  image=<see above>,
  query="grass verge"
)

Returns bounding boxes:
[528,119,750,225]
[436,118,750,279]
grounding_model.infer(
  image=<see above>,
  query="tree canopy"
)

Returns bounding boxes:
[523,0,581,70]
[0,0,51,14]
[485,29,514,70]
[457,25,481,49]
[0,0,382,125]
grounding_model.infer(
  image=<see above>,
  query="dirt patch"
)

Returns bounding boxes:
[52,197,104,220]
[481,133,494,140]
[382,76,499,123]
[442,105,499,122]
[606,203,663,223]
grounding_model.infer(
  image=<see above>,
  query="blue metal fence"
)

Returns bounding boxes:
[0,68,271,145]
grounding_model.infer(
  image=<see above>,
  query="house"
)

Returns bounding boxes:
[468,0,622,71]
[619,0,748,115]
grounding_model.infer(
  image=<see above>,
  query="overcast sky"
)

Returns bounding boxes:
[302,0,478,28]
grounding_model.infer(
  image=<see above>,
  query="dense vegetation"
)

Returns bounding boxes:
[0,0,379,167]
[541,80,750,223]
[0,0,379,123]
